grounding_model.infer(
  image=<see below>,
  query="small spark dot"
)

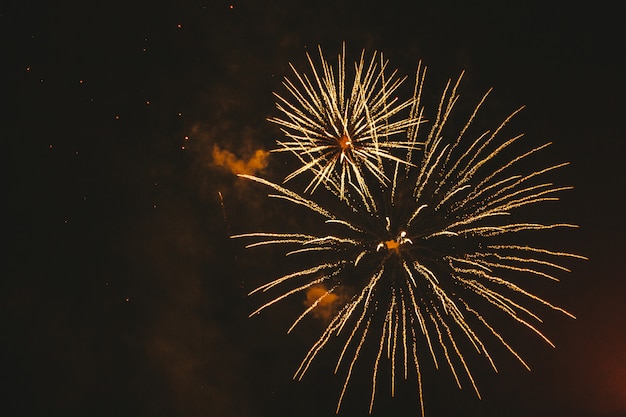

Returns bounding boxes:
[125,297,130,302]
[26,66,31,71]
[79,79,83,84]
[177,23,182,28]
[115,115,120,120]
[181,146,186,150]
[145,100,151,105]
[184,135,189,140]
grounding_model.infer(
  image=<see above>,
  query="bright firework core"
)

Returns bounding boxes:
[338,133,352,162]
[338,134,352,151]
[377,231,413,253]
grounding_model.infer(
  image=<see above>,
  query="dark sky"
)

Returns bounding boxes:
[4,1,625,416]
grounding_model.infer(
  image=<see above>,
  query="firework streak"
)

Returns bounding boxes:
[232,46,586,415]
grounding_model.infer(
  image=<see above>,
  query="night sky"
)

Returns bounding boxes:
[4,1,625,417]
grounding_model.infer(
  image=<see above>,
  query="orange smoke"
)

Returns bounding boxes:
[211,145,269,175]
[305,285,342,320]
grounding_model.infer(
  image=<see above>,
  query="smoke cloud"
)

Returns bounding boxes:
[212,145,269,175]
[304,285,344,321]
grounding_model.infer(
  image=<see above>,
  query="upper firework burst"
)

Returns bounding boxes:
[269,44,422,207]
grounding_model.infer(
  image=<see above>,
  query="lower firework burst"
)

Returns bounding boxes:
[233,57,585,415]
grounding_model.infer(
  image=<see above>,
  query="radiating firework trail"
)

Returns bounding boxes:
[269,44,421,207]
[233,49,585,416]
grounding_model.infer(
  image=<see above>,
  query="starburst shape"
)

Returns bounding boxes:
[270,44,421,205]
[233,48,586,416]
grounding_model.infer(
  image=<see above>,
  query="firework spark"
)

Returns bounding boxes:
[234,49,585,415]
[270,44,422,208]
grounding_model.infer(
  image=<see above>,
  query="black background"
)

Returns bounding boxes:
[4,1,625,416]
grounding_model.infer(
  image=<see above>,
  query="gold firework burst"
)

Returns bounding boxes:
[233,48,586,416]
[270,43,422,208]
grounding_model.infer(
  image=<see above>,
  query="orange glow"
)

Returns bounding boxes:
[384,239,400,251]
[305,285,341,320]
[211,145,269,175]
[338,134,351,151]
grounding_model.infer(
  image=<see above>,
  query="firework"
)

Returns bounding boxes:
[234,49,585,415]
[269,44,421,207]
